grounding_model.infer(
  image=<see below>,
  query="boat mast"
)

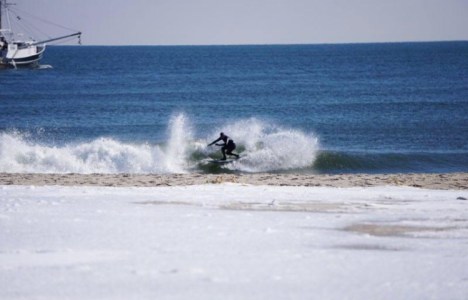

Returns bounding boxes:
[0,0,3,31]
[0,0,8,32]
[0,0,10,35]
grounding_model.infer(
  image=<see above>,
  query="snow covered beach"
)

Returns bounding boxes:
[1,174,468,299]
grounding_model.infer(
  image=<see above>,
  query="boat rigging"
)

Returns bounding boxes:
[0,0,81,68]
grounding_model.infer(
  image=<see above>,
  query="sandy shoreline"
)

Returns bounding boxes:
[0,172,466,189]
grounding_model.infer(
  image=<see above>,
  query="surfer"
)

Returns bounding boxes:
[208,132,240,160]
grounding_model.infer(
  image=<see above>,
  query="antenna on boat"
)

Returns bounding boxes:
[0,0,3,31]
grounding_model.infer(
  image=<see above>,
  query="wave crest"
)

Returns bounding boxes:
[0,115,319,174]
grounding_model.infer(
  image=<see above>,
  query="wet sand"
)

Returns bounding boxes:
[0,172,466,190]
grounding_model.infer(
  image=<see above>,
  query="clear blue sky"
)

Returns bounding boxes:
[13,0,468,45]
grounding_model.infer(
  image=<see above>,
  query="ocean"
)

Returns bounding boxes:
[0,42,467,174]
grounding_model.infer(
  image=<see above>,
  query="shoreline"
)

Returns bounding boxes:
[0,172,466,190]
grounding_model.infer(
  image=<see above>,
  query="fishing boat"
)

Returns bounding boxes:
[0,0,81,68]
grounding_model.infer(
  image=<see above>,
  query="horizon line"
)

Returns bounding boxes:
[52,39,468,47]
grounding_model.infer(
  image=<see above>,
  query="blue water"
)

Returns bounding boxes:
[1,42,467,174]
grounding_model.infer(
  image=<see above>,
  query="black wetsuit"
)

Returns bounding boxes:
[209,135,239,160]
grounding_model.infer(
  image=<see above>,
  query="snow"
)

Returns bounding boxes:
[1,184,467,300]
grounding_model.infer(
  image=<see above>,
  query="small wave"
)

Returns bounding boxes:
[0,132,162,173]
[37,64,53,70]
[313,151,468,174]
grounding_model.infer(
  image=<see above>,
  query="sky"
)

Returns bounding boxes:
[9,0,468,45]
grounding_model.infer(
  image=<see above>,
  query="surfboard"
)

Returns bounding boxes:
[208,158,238,164]
[207,156,240,164]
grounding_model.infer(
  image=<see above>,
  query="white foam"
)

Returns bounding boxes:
[0,115,319,173]
[208,118,319,172]
[0,113,194,174]
[37,64,53,69]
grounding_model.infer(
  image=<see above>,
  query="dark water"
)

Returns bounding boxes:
[0,42,467,174]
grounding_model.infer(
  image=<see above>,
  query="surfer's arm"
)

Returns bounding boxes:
[208,137,222,146]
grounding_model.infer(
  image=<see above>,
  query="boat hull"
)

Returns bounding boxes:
[1,44,45,67]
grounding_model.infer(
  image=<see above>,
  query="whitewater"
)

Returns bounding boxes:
[0,113,320,174]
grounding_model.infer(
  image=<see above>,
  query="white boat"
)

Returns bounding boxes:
[0,0,81,68]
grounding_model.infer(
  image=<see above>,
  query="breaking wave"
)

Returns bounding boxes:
[1,113,465,175]
[214,118,319,172]
[0,114,320,174]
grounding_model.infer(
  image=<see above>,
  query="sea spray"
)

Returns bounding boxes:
[163,113,193,173]
[207,118,319,172]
